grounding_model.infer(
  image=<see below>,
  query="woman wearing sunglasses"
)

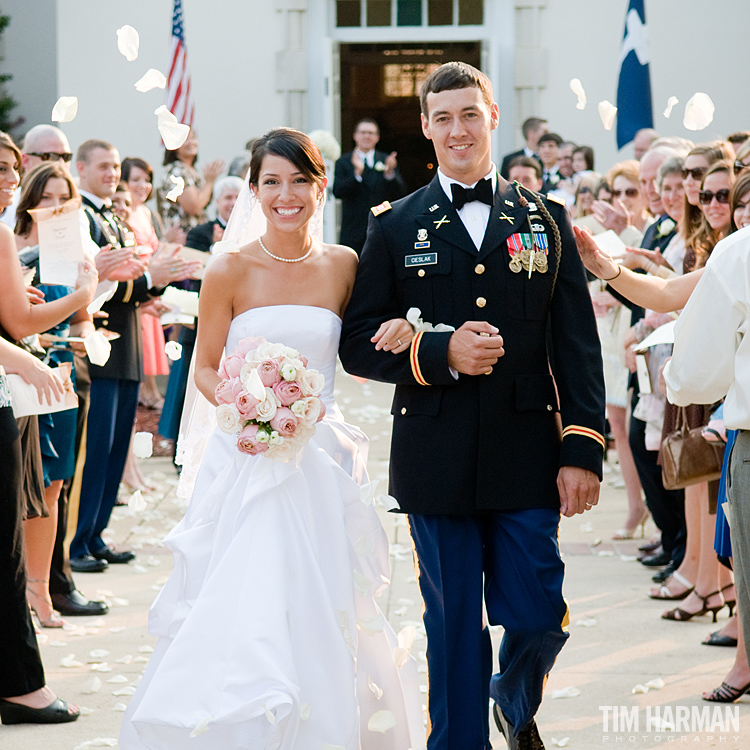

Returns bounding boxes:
[608,160,651,235]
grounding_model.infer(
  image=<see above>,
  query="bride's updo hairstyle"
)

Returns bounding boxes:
[249,128,326,190]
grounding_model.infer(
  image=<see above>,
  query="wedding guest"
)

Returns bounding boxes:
[499,116,547,178]
[573,172,601,218]
[507,156,542,192]
[732,138,750,175]
[633,128,659,160]
[538,132,563,193]
[558,141,577,179]
[727,131,750,155]
[332,118,407,254]
[157,128,224,233]
[573,146,595,176]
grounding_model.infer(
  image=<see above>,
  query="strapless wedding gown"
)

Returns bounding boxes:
[120,305,424,750]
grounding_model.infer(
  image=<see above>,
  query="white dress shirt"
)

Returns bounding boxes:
[664,226,750,429]
[437,165,497,250]
[353,149,375,183]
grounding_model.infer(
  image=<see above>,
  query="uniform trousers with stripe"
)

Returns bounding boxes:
[408,508,569,750]
[70,378,139,560]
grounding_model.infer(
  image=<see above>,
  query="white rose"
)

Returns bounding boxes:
[255,388,279,421]
[239,362,255,386]
[256,429,270,443]
[290,400,306,417]
[245,349,263,365]
[280,363,297,382]
[282,356,304,371]
[284,346,300,360]
[268,430,284,446]
[255,342,287,361]
[268,438,299,463]
[297,396,322,426]
[294,422,316,442]
[216,404,242,434]
[298,369,325,397]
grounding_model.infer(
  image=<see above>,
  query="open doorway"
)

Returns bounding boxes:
[339,42,482,192]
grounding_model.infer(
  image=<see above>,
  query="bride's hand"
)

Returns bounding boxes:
[573,226,620,281]
[371,318,413,354]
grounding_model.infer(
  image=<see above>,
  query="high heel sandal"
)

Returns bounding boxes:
[649,571,694,601]
[720,583,736,617]
[662,589,724,623]
[702,681,750,703]
[26,578,67,629]
[0,697,79,724]
[612,510,650,540]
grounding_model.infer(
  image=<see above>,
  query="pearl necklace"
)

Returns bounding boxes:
[258,234,313,263]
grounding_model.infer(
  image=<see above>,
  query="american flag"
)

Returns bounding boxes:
[166,0,194,126]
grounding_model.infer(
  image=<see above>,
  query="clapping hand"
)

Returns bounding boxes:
[164,223,187,245]
[592,197,630,235]
[371,318,413,354]
[384,151,398,178]
[74,261,99,302]
[148,244,202,287]
[351,151,365,177]
[203,159,225,183]
[573,226,620,280]
[97,245,145,281]
[212,223,225,244]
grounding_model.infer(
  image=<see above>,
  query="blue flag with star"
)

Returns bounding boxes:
[616,0,653,149]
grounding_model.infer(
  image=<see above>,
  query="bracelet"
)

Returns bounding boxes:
[602,266,622,282]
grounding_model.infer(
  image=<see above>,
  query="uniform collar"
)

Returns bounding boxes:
[79,189,110,211]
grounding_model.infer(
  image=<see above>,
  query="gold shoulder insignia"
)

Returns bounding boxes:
[371,201,392,217]
[546,192,566,206]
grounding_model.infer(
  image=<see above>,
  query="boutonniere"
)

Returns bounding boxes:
[656,217,676,237]
[548,173,560,185]
[374,161,386,171]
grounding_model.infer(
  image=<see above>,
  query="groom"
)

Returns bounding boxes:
[340,62,605,750]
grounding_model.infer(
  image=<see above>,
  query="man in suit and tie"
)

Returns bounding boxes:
[499,116,548,179]
[332,118,407,254]
[70,140,194,572]
[341,62,605,750]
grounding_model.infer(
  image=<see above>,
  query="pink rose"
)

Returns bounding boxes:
[270,407,298,437]
[236,424,269,455]
[258,359,280,387]
[316,399,326,423]
[300,355,309,367]
[236,336,265,358]
[215,379,236,405]
[220,355,245,380]
[235,391,259,419]
[230,378,244,399]
[273,380,303,406]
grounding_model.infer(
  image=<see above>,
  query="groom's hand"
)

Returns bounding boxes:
[447,321,504,376]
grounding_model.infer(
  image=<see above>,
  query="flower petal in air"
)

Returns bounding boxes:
[165,340,182,361]
[663,96,679,118]
[683,93,715,131]
[166,174,185,202]
[154,105,190,150]
[116,25,139,61]
[569,78,586,110]
[133,432,153,458]
[367,709,397,733]
[51,96,78,123]
[134,68,167,92]
[598,101,618,131]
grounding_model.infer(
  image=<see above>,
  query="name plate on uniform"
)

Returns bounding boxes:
[405,252,437,267]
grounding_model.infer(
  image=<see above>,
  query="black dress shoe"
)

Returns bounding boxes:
[70,555,109,573]
[639,538,662,553]
[51,589,109,616]
[92,546,135,564]
[0,697,79,724]
[492,704,545,750]
[652,562,676,583]
[640,550,671,567]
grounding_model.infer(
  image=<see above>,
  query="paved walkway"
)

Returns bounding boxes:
[4,370,748,749]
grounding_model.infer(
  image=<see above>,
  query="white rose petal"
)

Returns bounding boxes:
[263,702,276,724]
[300,703,312,720]
[112,597,130,607]
[551,686,581,699]
[166,174,185,202]
[551,738,570,748]
[165,341,182,361]
[394,625,417,668]
[368,675,384,700]
[128,489,147,512]
[367,709,397,733]
[663,95,679,118]
[255,390,279,422]
[80,676,102,694]
[575,617,597,627]
[113,685,137,696]
[598,100,618,131]
[91,663,111,672]
[113,702,128,712]
[569,78,587,110]
[322,745,346,750]
[51,96,78,123]
[190,715,213,738]
[139,645,154,653]
[61,653,84,668]
[134,68,167,92]
[683,93,715,131]
[74,739,118,749]
[353,569,372,597]
[132,432,153,458]
[107,674,129,683]
[89,649,109,661]
[645,678,665,690]
[116,25,139,61]
[154,105,190,150]
[216,403,242,434]
[357,614,386,635]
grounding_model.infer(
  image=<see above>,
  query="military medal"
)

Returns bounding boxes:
[507,232,548,276]
[417,229,428,241]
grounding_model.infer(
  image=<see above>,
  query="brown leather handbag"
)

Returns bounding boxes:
[661,408,725,490]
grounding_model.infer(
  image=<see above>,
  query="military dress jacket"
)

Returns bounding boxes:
[339,174,605,515]
[82,198,160,382]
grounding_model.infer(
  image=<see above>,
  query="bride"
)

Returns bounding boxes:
[120,128,424,750]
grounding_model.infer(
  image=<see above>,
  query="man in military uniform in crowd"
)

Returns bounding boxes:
[340,62,605,750]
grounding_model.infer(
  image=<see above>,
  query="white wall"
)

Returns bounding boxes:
[537,0,750,173]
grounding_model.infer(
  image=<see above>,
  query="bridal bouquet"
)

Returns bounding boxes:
[214,337,325,462]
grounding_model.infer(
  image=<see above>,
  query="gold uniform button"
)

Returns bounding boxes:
[401,407,407,415]
[418,269,426,277]
[475,264,485,275]
[476,296,486,308]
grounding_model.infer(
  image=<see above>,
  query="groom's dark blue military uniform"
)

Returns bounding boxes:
[340,172,605,749]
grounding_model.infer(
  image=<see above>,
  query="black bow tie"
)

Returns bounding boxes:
[450,178,494,211]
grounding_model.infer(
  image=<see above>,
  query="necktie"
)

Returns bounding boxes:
[450,178,494,211]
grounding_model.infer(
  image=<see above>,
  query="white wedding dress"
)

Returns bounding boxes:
[121,305,424,750]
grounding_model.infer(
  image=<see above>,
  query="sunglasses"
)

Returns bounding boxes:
[27,151,73,163]
[699,189,730,205]
[682,167,706,181]
[612,188,639,198]
[578,186,591,195]
[734,159,750,175]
